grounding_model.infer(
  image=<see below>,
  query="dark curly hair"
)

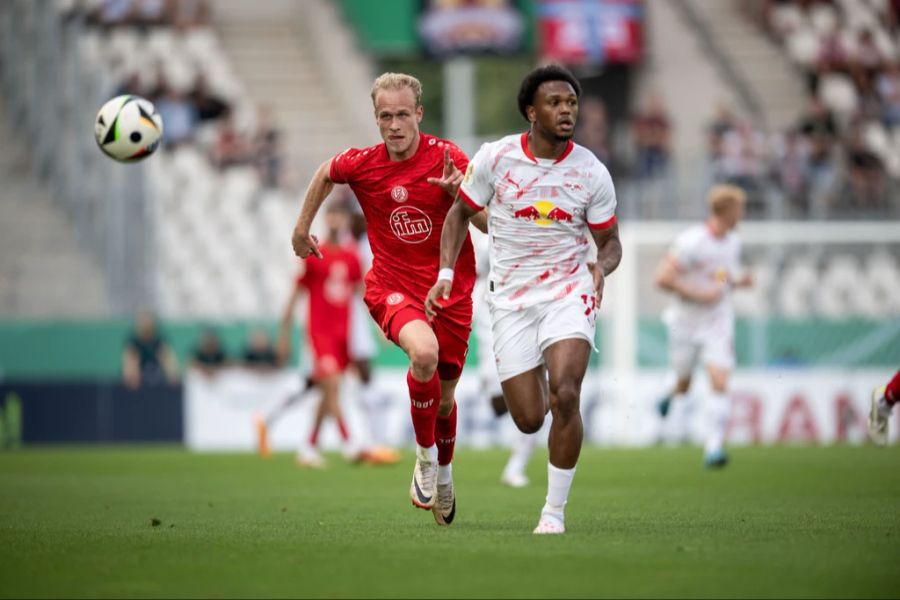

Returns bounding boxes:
[517,65,582,121]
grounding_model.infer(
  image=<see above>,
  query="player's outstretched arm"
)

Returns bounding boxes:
[291,159,335,259]
[655,256,724,304]
[589,223,622,309]
[276,286,303,365]
[424,196,480,319]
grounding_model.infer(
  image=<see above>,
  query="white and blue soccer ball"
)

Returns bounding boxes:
[94,95,164,162]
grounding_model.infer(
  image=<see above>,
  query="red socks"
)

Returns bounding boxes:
[407,370,441,448]
[436,402,457,466]
[886,368,900,406]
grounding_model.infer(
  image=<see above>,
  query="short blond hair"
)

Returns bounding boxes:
[707,184,746,216]
[371,72,423,107]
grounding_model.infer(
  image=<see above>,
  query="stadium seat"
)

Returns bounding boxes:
[818,73,859,119]
[770,3,806,35]
[809,4,839,37]
[786,28,820,67]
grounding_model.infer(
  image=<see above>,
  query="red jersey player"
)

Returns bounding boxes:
[291,72,483,526]
[284,201,362,467]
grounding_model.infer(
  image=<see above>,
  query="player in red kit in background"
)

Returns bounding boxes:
[291,72,485,526]
[280,200,362,467]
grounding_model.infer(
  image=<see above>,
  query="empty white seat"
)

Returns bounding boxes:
[786,27,820,66]
[818,73,859,117]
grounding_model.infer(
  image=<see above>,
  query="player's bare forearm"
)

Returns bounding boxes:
[295,160,335,232]
[591,223,621,276]
[439,197,480,270]
[470,209,488,233]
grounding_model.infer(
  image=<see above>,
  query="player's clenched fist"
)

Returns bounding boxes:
[425,279,452,321]
[292,228,323,259]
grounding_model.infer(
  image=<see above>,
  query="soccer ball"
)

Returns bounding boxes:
[94,95,164,162]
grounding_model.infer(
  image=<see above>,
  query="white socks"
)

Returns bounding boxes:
[503,430,538,479]
[667,392,689,442]
[417,443,437,463]
[438,463,452,485]
[704,391,730,455]
[542,462,576,521]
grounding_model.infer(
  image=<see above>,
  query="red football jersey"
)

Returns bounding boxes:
[329,133,476,307]
[297,241,362,341]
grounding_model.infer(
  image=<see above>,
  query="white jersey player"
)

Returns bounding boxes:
[427,65,622,534]
[654,184,752,468]
[471,229,540,488]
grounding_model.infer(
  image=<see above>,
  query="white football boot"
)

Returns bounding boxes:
[409,445,437,509]
[432,478,456,525]
[869,385,890,446]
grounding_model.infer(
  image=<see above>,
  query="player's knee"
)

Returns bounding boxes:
[549,379,581,415]
[408,343,439,378]
[512,411,544,434]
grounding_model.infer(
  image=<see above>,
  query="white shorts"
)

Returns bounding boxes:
[490,290,597,382]
[349,296,377,361]
[667,323,735,379]
[473,293,502,398]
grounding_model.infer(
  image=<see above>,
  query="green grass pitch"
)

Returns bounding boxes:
[1,446,898,598]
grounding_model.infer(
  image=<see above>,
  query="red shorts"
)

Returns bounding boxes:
[308,333,350,379]
[364,286,472,381]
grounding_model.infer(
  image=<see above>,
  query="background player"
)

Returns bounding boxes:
[427,65,622,534]
[654,184,753,468]
[471,230,539,488]
[280,199,362,467]
[869,368,900,445]
[291,72,486,526]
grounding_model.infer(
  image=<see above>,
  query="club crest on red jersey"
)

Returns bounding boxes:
[387,292,405,305]
[391,185,408,203]
[389,206,432,244]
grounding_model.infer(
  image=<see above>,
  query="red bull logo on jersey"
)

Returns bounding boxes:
[390,206,432,244]
[512,200,573,226]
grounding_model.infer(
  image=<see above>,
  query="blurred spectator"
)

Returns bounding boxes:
[798,96,839,215]
[122,312,179,389]
[210,109,249,169]
[251,106,284,189]
[843,124,887,213]
[188,73,229,122]
[191,329,228,378]
[849,30,886,87]
[575,96,610,164]
[876,63,900,127]
[243,329,280,371]
[718,119,768,211]
[154,77,198,147]
[770,128,810,215]
[707,102,738,165]
[630,92,672,180]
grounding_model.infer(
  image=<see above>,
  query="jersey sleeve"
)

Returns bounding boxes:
[668,230,698,272]
[586,162,617,230]
[329,147,367,184]
[458,143,495,212]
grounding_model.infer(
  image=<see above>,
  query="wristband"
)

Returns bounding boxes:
[438,268,454,283]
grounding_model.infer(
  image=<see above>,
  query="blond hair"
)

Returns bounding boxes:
[371,72,423,107]
[707,184,746,216]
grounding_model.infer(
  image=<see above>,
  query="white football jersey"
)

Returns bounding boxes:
[663,223,742,331]
[459,133,617,310]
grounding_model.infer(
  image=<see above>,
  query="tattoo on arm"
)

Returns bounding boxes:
[591,223,622,276]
